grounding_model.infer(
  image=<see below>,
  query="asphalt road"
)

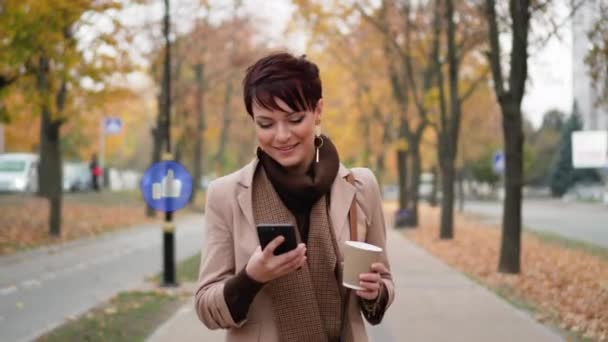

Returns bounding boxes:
[0,214,204,342]
[464,199,608,248]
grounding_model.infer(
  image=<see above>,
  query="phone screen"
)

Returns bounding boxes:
[256,224,297,255]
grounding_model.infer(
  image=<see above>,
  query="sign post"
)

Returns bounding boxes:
[158,0,175,287]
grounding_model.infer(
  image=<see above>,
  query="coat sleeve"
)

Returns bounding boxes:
[194,180,248,330]
[354,168,395,323]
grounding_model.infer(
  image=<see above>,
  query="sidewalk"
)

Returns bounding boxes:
[146,228,563,342]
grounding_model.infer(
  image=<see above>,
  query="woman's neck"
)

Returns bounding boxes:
[286,147,315,176]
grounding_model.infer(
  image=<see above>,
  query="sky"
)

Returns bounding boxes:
[522,1,574,128]
[524,35,573,128]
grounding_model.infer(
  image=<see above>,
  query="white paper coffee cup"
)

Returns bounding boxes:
[342,241,382,290]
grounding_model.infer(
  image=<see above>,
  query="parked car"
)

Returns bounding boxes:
[63,162,92,192]
[0,153,39,193]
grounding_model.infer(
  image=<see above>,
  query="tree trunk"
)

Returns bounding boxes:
[498,102,524,273]
[191,63,206,204]
[36,57,51,198]
[36,56,64,236]
[439,156,455,239]
[408,141,421,226]
[215,79,233,173]
[458,168,465,212]
[485,0,530,274]
[40,111,63,236]
[397,149,408,211]
[437,0,463,239]
[437,127,456,240]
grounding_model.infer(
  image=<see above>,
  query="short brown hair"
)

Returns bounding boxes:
[242,52,322,116]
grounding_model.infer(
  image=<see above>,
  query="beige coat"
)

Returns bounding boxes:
[195,159,395,342]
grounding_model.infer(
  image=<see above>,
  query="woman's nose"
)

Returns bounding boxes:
[275,122,291,142]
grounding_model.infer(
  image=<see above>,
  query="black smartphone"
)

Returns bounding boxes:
[256,224,297,256]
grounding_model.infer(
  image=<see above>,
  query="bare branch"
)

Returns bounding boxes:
[529,0,587,49]
[354,1,408,61]
[459,67,491,103]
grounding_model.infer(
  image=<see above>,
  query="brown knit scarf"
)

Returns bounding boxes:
[253,137,350,342]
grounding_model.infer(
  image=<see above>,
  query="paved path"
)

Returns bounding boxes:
[147,228,563,342]
[0,214,204,342]
[464,199,608,248]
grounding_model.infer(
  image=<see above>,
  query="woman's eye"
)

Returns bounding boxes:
[290,117,304,124]
[257,122,272,129]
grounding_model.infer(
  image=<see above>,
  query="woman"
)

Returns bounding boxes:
[195,52,394,342]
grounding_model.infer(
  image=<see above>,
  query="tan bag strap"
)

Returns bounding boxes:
[345,173,357,241]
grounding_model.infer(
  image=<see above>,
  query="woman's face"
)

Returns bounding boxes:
[252,97,323,174]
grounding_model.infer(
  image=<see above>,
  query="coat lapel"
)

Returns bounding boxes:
[236,159,258,230]
[329,164,356,242]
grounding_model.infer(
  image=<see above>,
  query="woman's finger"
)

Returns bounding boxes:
[359,272,381,282]
[358,280,380,291]
[371,262,388,274]
[275,246,306,271]
[262,236,285,257]
[274,243,306,264]
[277,254,306,276]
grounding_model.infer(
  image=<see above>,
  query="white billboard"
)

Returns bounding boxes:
[572,130,608,168]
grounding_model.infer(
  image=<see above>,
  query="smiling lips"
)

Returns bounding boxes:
[275,143,298,153]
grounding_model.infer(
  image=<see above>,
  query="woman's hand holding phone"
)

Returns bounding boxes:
[245,236,307,283]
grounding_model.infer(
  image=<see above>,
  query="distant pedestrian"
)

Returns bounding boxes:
[90,154,101,191]
[195,52,394,342]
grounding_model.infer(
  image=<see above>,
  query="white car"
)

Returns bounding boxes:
[0,153,39,193]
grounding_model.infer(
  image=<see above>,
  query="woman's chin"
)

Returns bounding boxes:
[273,155,299,168]
[269,154,304,170]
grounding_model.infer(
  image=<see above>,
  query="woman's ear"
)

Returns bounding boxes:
[315,98,324,122]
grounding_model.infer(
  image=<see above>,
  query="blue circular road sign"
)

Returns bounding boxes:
[141,161,193,212]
